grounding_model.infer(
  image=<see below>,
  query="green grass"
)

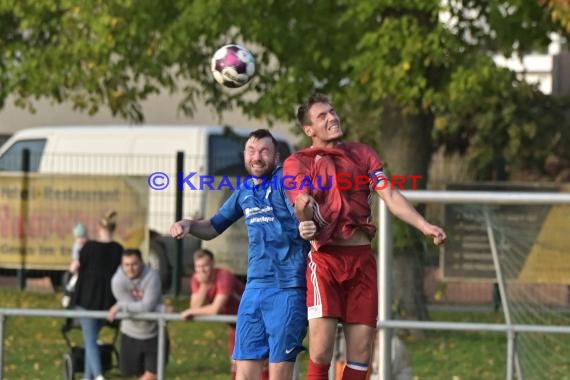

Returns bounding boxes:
[1,289,569,380]
[404,311,507,380]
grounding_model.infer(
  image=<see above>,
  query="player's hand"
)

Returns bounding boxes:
[423,224,446,246]
[170,219,191,239]
[294,194,315,222]
[299,221,317,240]
[180,309,194,320]
[107,304,120,322]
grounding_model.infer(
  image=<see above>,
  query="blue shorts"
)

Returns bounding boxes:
[233,287,307,363]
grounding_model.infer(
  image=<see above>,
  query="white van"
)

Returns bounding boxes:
[0,125,294,288]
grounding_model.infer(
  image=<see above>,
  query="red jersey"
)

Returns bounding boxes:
[283,142,384,249]
[191,268,244,315]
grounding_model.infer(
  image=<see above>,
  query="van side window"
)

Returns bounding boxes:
[208,134,247,176]
[0,139,47,172]
[208,135,292,176]
[276,141,292,162]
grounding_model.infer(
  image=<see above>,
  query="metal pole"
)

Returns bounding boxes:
[17,149,31,290]
[0,314,5,380]
[484,210,522,380]
[378,200,393,380]
[506,330,515,380]
[173,151,184,296]
[157,317,166,380]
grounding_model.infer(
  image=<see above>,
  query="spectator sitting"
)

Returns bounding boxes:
[180,249,268,380]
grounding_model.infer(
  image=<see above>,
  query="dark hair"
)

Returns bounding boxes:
[247,129,278,148]
[99,210,117,232]
[296,93,331,127]
[193,248,214,261]
[123,248,142,260]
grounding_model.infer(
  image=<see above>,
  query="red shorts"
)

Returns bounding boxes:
[306,245,378,327]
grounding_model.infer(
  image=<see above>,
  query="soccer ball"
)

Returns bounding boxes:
[210,44,256,88]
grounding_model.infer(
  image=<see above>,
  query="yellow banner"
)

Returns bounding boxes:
[518,203,570,284]
[0,173,148,269]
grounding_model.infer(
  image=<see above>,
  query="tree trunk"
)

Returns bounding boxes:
[378,106,433,328]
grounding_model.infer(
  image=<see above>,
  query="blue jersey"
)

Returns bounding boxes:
[211,166,308,289]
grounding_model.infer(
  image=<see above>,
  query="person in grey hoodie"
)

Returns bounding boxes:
[107,249,167,380]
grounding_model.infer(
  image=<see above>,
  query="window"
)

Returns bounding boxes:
[0,139,47,172]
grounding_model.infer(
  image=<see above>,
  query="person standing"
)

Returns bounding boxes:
[170,129,308,380]
[72,211,123,380]
[283,93,446,380]
[108,249,167,380]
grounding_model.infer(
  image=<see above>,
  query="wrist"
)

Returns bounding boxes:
[418,219,431,234]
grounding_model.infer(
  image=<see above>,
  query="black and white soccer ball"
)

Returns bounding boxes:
[210,44,256,88]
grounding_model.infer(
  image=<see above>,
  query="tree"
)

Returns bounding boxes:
[544,0,570,31]
[2,0,569,319]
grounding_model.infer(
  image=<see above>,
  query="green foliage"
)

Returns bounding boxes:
[0,0,180,119]
[434,61,570,178]
[544,0,570,32]
[0,1,565,125]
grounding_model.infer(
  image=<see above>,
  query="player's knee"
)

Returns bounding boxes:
[310,347,335,364]
[346,341,373,363]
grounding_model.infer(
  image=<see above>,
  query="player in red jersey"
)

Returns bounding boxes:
[284,93,446,380]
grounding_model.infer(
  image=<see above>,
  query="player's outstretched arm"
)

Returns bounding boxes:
[375,185,446,246]
[170,219,220,240]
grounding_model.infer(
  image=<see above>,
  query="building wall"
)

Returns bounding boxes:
[0,91,299,143]
[494,34,570,96]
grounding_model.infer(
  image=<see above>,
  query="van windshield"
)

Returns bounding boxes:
[0,139,47,172]
[208,134,292,176]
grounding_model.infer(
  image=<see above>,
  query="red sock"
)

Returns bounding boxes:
[261,369,269,380]
[307,359,330,380]
[342,365,368,380]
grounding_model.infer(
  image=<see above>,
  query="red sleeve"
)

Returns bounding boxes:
[214,269,234,296]
[190,275,200,293]
[357,143,384,185]
[283,153,312,204]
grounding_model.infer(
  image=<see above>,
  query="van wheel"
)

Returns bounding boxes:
[149,236,172,293]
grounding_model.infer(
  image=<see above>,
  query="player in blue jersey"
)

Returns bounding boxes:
[170,129,310,380]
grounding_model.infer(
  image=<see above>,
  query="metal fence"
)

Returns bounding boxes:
[2,191,570,380]
[0,308,235,380]
[377,190,570,380]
